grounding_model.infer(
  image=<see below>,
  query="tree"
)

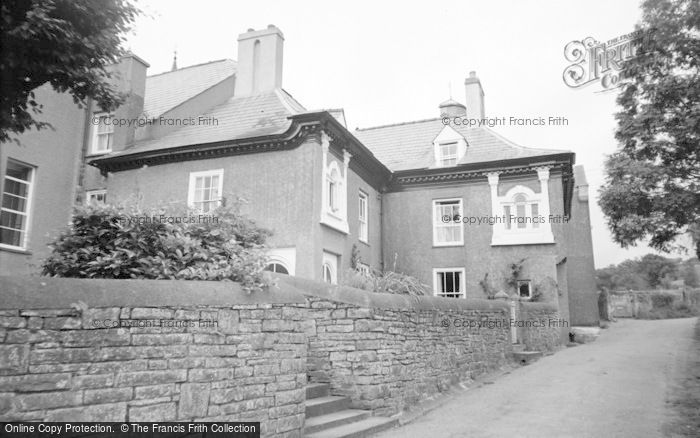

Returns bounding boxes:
[599,0,700,258]
[0,0,140,142]
[637,254,678,288]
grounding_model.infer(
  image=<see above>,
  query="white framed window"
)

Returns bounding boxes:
[90,112,114,154]
[437,141,458,167]
[86,189,107,205]
[504,193,540,231]
[0,160,35,250]
[517,280,532,299]
[433,268,466,298]
[187,169,224,213]
[328,167,340,213]
[266,247,297,276]
[265,262,289,275]
[433,198,463,246]
[322,250,339,284]
[358,191,368,243]
[323,264,333,283]
[357,263,370,276]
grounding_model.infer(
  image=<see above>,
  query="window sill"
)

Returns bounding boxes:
[320,215,349,234]
[491,231,555,246]
[86,150,112,158]
[432,242,465,248]
[0,244,32,255]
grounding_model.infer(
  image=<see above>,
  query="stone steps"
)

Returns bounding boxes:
[305,416,399,438]
[304,383,398,438]
[306,395,351,417]
[304,409,372,434]
[307,383,331,399]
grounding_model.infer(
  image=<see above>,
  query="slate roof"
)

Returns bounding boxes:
[354,118,571,172]
[106,89,306,158]
[143,59,237,118]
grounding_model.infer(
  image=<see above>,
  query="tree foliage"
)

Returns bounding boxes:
[42,203,272,293]
[596,254,699,290]
[0,0,140,142]
[599,0,700,258]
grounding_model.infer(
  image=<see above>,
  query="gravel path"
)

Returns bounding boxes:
[376,318,697,438]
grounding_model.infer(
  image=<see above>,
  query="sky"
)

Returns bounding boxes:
[124,0,693,268]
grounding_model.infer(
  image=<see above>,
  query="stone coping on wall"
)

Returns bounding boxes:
[519,301,559,312]
[277,274,511,312]
[0,276,305,310]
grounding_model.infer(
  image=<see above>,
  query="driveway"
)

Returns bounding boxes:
[376,318,697,438]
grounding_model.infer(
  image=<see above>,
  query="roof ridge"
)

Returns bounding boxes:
[277,88,307,113]
[481,126,571,153]
[356,117,442,131]
[147,59,236,78]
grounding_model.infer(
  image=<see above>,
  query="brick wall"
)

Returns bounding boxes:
[0,277,307,437]
[518,302,561,352]
[281,276,512,417]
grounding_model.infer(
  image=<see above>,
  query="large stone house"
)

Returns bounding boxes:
[0,25,598,327]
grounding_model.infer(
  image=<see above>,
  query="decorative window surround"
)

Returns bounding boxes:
[433,126,467,168]
[489,168,554,245]
[433,267,466,298]
[320,131,350,234]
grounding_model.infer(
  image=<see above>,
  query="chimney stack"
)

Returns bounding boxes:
[464,71,485,119]
[235,25,284,97]
[107,52,149,150]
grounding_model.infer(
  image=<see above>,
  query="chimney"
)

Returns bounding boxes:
[464,71,485,119]
[107,52,149,150]
[439,99,466,118]
[235,25,284,97]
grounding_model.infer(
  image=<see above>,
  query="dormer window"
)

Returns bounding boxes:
[438,142,458,167]
[433,126,467,168]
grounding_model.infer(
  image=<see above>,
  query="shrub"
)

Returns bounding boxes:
[341,268,429,296]
[42,203,272,292]
[650,292,675,309]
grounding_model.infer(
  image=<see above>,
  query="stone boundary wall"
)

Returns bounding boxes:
[1,276,554,428]
[518,302,561,352]
[279,276,512,417]
[0,277,307,438]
